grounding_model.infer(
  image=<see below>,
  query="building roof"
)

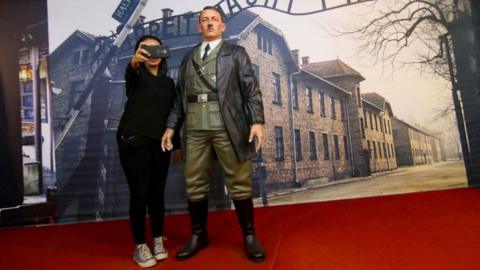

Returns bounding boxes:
[302,59,365,81]
[299,68,351,96]
[49,30,97,61]
[362,92,394,116]
[226,10,261,38]
[393,117,432,137]
[362,92,386,109]
[77,30,97,41]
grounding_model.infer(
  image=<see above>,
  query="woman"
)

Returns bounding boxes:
[117,35,176,268]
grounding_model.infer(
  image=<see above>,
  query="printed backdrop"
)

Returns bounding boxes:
[4,0,477,226]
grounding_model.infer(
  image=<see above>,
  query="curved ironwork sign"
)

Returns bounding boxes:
[131,0,374,40]
[217,0,373,17]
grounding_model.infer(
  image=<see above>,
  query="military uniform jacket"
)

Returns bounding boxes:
[185,41,225,130]
[166,41,265,161]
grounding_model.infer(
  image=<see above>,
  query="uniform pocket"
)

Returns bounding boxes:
[207,103,224,128]
[186,110,196,129]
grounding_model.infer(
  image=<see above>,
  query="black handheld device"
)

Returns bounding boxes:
[141,44,170,58]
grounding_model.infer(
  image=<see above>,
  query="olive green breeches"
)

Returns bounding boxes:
[184,129,252,201]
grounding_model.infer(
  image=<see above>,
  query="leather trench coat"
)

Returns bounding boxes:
[166,41,264,162]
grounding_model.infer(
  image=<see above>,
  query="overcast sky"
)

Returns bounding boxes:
[48,0,455,130]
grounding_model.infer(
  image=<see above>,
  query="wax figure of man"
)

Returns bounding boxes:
[161,6,266,262]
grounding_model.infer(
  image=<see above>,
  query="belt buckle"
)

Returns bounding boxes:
[197,93,208,103]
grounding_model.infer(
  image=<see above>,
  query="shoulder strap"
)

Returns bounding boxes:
[191,58,218,94]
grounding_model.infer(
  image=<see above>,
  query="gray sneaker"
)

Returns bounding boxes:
[153,236,168,261]
[133,244,157,268]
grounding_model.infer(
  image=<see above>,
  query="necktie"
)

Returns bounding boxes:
[202,44,210,61]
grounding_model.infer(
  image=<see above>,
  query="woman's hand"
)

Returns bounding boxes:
[161,128,175,152]
[130,42,150,69]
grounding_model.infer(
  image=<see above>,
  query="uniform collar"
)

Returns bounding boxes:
[201,39,223,55]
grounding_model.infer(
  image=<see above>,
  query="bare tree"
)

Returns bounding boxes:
[337,0,480,184]
[339,0,459,81]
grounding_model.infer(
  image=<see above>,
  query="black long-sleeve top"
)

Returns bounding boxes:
[118,63,175,139]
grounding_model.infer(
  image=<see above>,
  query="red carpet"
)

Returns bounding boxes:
[1,188,480,270]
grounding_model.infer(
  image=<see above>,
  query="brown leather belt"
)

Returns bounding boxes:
[187,93,219,103]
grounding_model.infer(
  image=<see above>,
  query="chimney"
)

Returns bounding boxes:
[302,56,309,65]
[162,8,174,18]
[135,15,146,25]
[291,49,299,67]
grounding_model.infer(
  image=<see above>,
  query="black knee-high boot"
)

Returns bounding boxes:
[233,198,266,262]
[175,199,209,260]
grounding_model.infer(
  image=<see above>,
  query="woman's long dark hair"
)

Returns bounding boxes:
[134,35,168,76]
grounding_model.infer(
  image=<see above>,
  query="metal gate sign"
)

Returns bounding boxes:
[112,0,140,23]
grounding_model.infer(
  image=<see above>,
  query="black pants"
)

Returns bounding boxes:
[117,129,171,244]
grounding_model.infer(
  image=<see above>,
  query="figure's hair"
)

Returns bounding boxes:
[199,6,226,23]
[134,35,168,75]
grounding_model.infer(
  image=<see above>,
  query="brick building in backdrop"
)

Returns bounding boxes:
[50,9,446,221]
[392,118,446,166]
[361,92,397,172]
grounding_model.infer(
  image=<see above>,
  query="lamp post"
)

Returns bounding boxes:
[30,45,43,193]
[21,29,44,195]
